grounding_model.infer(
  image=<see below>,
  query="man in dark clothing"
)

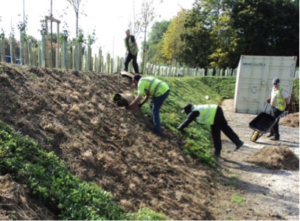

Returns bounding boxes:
[124,29,139,74]
[176,104,244,157]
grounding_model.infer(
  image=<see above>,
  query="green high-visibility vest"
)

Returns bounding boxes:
[138,76,169,97]
[273,86,286,111]
[193,104,218,125]
[124,36,138,54]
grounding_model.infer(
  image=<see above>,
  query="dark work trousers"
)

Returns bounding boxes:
[124,52,139,74]
[211,106,241,154]
[150,90,170,135]
[270,107,283,137]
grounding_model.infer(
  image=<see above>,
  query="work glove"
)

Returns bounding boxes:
[267,97,271,104]
[285,104,291,112]
[176,126,183,131]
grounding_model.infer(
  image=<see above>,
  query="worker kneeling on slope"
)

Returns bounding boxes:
[176,104,244,157]
[126,74,170,136]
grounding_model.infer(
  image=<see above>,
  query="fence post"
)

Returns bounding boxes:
[0,38,4,62]
[19,31,24,65]
[90,48,93,71]
[76,43,82,70]
[72,44,76,69]
[106,53,110,73]
[32,47,36,66]
[68,46,72,69]
[26,40,31,66]
[38,42,42,67]
[61,39,66,69]
[97,48,102,72]
[94,54,97,71]
[101,55,104,72]
[41,34,46,67]
[116,56,120,72]
[9,37,15,64]
[87,44,91,70]
[56,43,59,69]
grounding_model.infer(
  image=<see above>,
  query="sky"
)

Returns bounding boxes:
[0,0,195,60]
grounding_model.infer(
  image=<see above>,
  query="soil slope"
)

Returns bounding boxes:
[0,63,216,220]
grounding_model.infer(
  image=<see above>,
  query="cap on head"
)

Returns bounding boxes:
[272,77,280,84]
[182,104,193,114]
[133,74,141,82]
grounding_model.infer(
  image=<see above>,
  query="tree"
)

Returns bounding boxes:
[228,0,299,66]
[161,9,186,63]
[144,20,170,63]
[180,3,214,68]
[66,0,87,36]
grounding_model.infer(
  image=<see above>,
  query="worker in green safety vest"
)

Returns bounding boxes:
[124,29,139,74]
[266,77,290,141]
[126,74,170,135]
[176,104,244,157]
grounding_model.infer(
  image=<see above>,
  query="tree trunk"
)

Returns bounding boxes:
[142,28,147,74]
[76,12,79,37]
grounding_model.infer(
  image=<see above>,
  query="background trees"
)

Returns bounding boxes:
[144,0,299,68]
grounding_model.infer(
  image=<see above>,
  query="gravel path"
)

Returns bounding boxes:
[211,99,299,220]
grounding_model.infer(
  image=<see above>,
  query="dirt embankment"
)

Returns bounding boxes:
[0,64,217,220]
[280,112,299,128]
[0,175,55,220]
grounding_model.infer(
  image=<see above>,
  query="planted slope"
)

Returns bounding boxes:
[0,64,218,220]
[0,174,55,220]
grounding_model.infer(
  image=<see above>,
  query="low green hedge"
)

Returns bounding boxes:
[0,121,171,220]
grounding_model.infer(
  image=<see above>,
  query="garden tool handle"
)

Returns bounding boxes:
[263,103,269,113]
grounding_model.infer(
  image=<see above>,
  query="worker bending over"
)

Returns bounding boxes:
[177,104,244,157]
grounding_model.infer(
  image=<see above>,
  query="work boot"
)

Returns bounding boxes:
[234,141,244,151]
[267,132,274,138]
[214,151,221,158]
[270,136,280,141]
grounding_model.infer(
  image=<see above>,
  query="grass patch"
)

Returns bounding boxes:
[225,174,239,187]
[231,193,245,206]
[293,78,299,104]
[129,208,172,220]
[140,76,236,167]
[0,120,169,220]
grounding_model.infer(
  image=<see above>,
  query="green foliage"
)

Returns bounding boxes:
[225,174,239,187]
[75,28,85,44]
[231,193,245,206]
[146,0,299,68]
[144,20,170,63]
[17,16,28,32]
[0,28,4,40]
[87,29,96,45]
[181,2,213,68]
[129,208,172,220]
[59,23,70,43]
[293,77,299,104]
[9,27,15,39]
[198,76,236,99]
[162,10,187,62]
[39,19,47,35]
[0,120,169,220]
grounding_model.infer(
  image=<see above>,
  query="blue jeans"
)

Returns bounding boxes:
[150,90,170,135]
